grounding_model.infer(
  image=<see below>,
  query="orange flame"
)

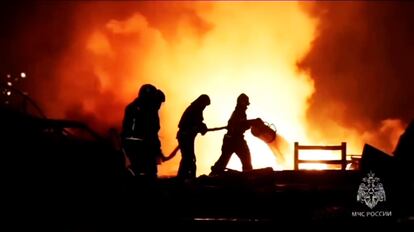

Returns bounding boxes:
[108,2,316,175]
[47,2,405,176]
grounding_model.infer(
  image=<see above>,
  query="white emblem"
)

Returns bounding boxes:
[357,171,386,209]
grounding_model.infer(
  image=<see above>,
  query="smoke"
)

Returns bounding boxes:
[1,2,318,175]
[6,2,411,175]
[299,2,414,153]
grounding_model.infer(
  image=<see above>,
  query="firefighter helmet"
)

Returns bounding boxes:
[138,84,157,99]
[237,93,250,106]
[198,94,210,106]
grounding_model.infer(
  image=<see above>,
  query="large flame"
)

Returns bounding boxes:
[107,2,315,175]
[44,2,405,176]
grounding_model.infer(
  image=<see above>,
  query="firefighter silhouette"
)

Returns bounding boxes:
[210,93,259,175]
[121,84,165,180]
[176,94,210,180]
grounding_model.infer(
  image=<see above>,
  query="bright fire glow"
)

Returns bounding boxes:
[298,150,347,170]
[300,163,329,170]
[50,2,402,176]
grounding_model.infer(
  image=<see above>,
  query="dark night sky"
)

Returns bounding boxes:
[0,1,77,108]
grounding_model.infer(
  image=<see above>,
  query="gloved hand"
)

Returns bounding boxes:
[250,118,263,127]
[156,151,166,164]
[199,123,208,135]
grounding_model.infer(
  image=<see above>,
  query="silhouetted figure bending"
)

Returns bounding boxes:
[121,84,165,181]
[210,93,257,175]
[177,94,210,180]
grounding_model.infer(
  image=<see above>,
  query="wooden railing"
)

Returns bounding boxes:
[294,142,347,170]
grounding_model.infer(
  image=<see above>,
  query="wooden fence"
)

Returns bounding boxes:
[294,142,347,170]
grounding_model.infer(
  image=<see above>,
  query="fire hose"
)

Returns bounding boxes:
[160,120,277,162]
[160,126,228,162]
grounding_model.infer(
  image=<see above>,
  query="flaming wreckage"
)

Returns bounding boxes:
[2,82,413,227]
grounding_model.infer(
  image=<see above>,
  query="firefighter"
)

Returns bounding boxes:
[210,93,258,175]
[121,84,165,181]
[176,94,210,180]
